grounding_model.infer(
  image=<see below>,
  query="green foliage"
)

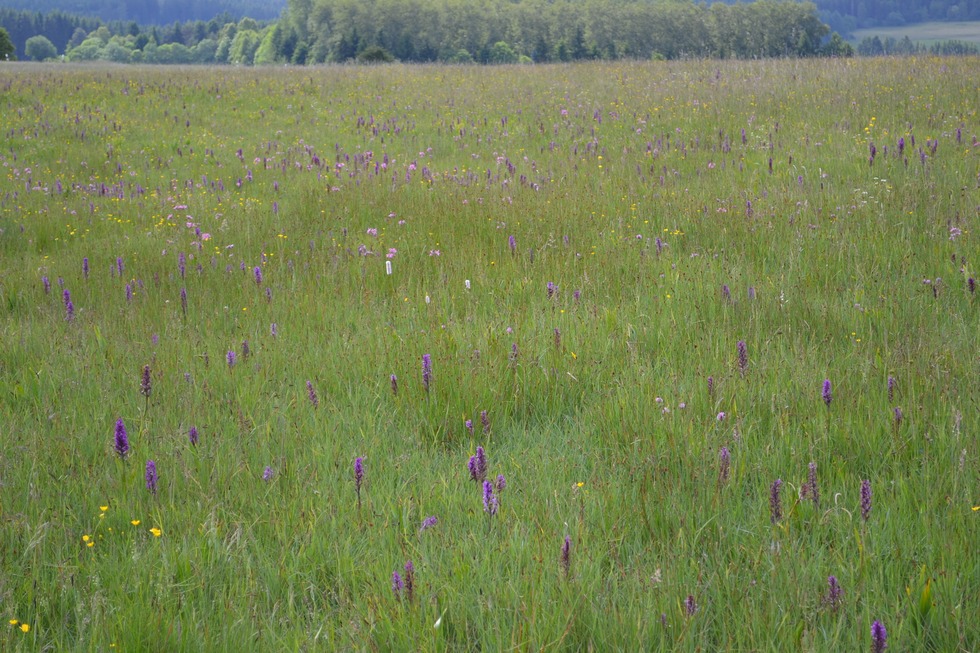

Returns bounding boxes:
[356,44,394,62]
[487,40,517,64]
[228,28,261,64]
[0,27,17,60]
[281,0,834,64]
[0,59,977,651]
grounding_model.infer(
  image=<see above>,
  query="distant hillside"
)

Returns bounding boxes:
[706,0,980,34]
[0,0,286,24]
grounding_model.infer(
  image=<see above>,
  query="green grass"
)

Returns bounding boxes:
[851,20,980,44]
[1,58,978,651]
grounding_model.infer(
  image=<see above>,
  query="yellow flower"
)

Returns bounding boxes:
[82,535,90,542]
[973,506,979,512]
[86,542,94,548]
[150,527,162,537]
[100,506,109,512]
[9,619,18,625]
[131,520,141,526]
[20,624,30,633]
[577,482,585,488]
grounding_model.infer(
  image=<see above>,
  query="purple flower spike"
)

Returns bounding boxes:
[871,620,887,653]
[422,354,432,393]
[822,379,832,407]
[262,466,274,481]
[808,462,819,509]
[465,419,474,435]
[560,535,571,577]
[482,480,498,516]
[404,560,415,602]
[770,479,783,523]
[825,575,843,610]
[546,282,556,299]
[42,276,51,294]
[468,446,488,483]
[969,277,976,294]
[354,457,364,508]
[707,375,714,397]
[861,479,872,521]
[226,350,236,368]
[737,340,748,376]
[391,571,403,598]
[241,340,250,359]
[893,406,903,428]
[475,446,488,482]
[419,516,438,533]
[114,418,129,458]
[140,365,152,398]
[82,257,89,279]
[719,447,731,483]
[116,257,124,276]
[508,234,517,254]
[145,459,158,495]
[722,284,731,301]
[253,266,262,285]
[390,374,398,396]
[887,376,895,402]
[481,410,490,434]
[495,474,506,492]
[188,426,198,446]
[306,380,319,408]
[180,287,187,316]
[685,594,698,616]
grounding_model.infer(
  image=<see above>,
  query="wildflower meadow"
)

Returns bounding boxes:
[0,57,978,650]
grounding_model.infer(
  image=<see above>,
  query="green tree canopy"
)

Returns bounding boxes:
[25,34,58,60]
[0,27,16,60]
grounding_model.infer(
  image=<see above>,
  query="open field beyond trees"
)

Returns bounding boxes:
[1,58,978,651]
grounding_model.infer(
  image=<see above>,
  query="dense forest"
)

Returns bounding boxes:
[0,0,285,23]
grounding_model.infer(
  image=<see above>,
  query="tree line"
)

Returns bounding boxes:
[3,0,856,65]
[3,0,974,66]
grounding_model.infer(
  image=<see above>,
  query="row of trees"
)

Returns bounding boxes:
[60,19,281,64]
[6,0,851,64]
[262,0,841,64]
[856,34,979,55]
[0,7,270,60]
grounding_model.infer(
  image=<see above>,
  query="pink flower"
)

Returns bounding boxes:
[386,248,397,259]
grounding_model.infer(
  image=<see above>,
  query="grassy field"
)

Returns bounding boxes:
[851,20,980,44]
[1,58,978,651]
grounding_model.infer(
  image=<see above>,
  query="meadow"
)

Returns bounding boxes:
[0,58,977,651]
